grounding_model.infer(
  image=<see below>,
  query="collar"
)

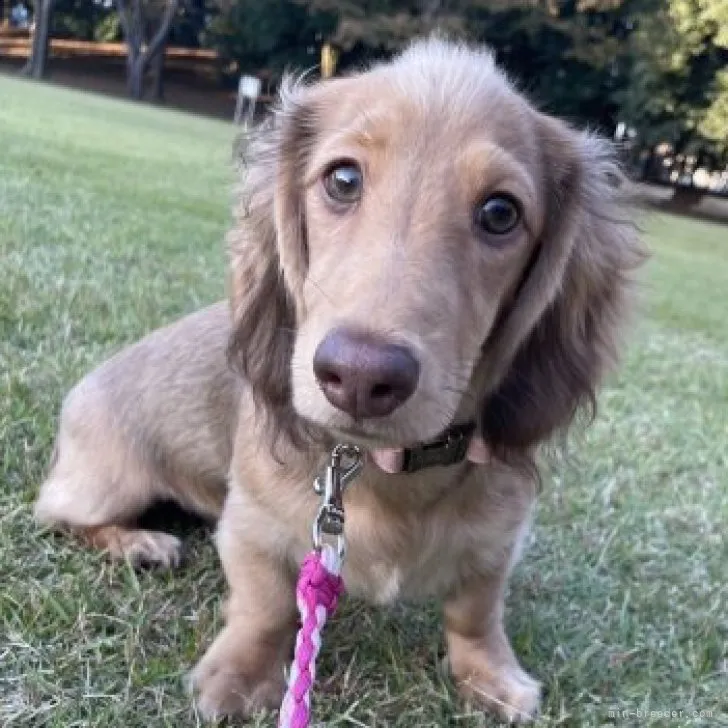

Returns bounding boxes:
[400,421,477,473]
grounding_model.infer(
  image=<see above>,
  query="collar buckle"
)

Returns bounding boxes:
[401,422,476,473]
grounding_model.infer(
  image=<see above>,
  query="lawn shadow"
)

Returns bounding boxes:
[137,500,213,540]
[636,183,728,227]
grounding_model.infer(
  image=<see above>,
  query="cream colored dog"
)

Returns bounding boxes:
[35,37,645,723]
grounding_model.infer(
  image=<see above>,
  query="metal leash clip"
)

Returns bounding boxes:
[312,444,363,558]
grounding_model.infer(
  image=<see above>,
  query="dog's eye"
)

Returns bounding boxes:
[323,162,362,204]
[475,194,521,236]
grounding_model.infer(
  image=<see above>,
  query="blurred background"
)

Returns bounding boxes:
[2,0,728,209]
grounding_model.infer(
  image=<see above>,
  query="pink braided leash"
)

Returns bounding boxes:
[278,544,344,728]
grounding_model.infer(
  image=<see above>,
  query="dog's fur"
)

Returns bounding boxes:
[35,38,646,723]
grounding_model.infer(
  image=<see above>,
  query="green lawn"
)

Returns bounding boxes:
[1,75,726,728]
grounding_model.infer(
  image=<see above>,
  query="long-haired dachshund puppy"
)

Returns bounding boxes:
[35,37,646,723]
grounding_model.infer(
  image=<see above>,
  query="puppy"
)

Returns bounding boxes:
[35,37,645,723]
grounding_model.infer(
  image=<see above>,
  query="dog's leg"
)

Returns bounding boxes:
[34,390,187,569]
[76,524,184,569]
[35,455,185,569]
[189,485,297,719]
[444,562,541,724]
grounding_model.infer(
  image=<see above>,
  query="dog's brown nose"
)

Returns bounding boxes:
[313,329,420,419]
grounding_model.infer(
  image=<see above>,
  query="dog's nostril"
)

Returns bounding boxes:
[370,383,393,400]
[320,371,342,387]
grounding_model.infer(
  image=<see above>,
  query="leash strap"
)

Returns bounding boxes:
[278,544,344,728]
[279,445,361,728]
[277,423,478,727]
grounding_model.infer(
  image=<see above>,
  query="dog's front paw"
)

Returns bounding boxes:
[449,646,541,724]
[189,627,286,720]
[458,661,540,723]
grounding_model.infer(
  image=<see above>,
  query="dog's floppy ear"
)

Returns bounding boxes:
[479,115,646,452]
[227,76,318,434]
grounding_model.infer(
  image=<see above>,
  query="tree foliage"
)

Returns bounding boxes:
[52,0,116,40]
[618,0,728,160]
[203,0,336,76]
[20,0,728,166]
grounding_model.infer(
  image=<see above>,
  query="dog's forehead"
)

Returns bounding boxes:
[317,57,537,165]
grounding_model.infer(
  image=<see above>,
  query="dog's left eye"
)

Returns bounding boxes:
[323,162,363,204]
[475,194,521,236]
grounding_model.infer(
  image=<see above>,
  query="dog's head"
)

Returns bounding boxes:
[228,37,645,457]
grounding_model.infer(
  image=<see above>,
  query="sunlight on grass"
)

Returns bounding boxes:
[1,76,726,727]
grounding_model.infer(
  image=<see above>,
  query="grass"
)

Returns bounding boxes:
[1,74,726,728]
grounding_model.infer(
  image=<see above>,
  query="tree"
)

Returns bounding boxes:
[296,0,465,61]
[463,0,636,131]
[115,0,180,99]
[296,0,635,130]
[22,0,55,78]
[701,67,728,143]
[52,0,117,40]
[672,0,728,155]
[617,0,728,183]
[204,0,336,80]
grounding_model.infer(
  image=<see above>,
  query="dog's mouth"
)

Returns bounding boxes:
[330,425,429,473]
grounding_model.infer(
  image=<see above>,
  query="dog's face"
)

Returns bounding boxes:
[290,66,544,446]
[228,38,644,452]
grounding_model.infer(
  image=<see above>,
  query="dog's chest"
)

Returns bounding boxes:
[340,489,511,604]
[343,548,474,605]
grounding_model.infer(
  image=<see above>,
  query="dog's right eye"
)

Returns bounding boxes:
[475,194,521,237]
[323,162,363,204]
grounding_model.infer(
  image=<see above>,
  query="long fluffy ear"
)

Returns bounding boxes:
[479,116,647,452]
[226,76,319,438]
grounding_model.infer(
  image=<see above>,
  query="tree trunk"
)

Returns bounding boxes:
[117,0,143,97]
[143,0,177,86]
[115,0,178,101]
[149,41,165,101]
[22,0,54,79]
[127,53,145,99]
